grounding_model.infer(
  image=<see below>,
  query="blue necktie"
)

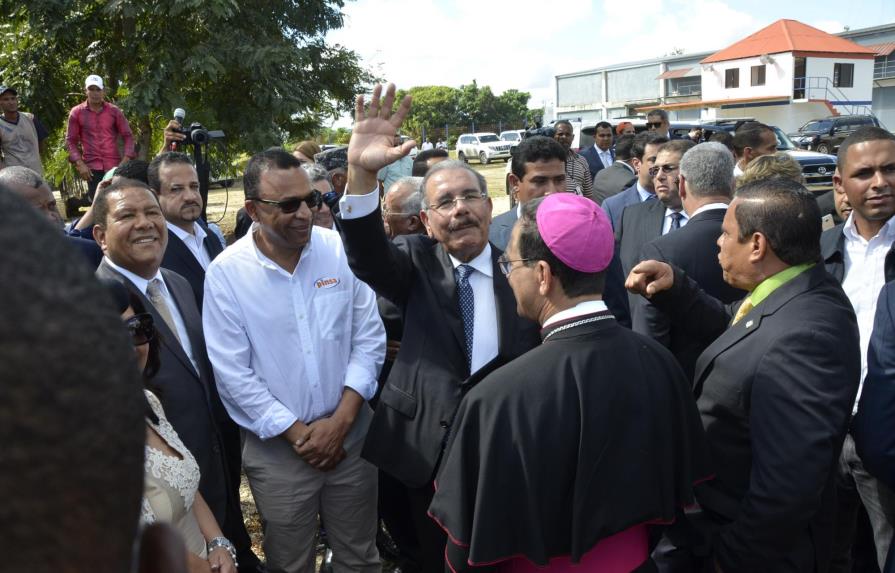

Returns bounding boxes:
[670,211,684,231]
[454,264,475,368]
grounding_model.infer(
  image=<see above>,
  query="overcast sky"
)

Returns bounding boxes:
[325,0,894,126]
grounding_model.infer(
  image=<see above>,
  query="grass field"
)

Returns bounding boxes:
[206,158,511,241]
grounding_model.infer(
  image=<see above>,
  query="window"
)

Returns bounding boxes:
[725,68,740,89]
[834,63,854,88]
[751,65,766,86]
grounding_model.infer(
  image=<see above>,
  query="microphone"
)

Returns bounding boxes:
[172,108,186,150]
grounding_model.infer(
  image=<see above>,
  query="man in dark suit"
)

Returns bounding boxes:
[629,177,861,572]
[91,179,259,572]
[579,121,614,181]
[821,126,895,573]
[593,133,637,205]
[489,135,567,251]
[338,83,541,572]
[602,132,669,230]
[616,139,694,325]
[633,142,744,380]
[0,166,102,267]
[148,152,224,309]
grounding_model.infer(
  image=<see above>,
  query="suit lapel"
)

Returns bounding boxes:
[198,220,224,261]
[490,246,516,356]
[161,269,208,380]
[166,233,205,278]
[426,242,467,355]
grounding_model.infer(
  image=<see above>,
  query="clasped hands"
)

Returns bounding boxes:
[286,417,350,471]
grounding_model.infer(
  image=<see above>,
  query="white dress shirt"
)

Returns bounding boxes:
[841,214,895,413]
[544,300,609,328]
[202,225,385,439]
[661,208,689,235]
[167,221,212,270]
[103,257,199,374]
[689,203,729,218]
[341,189,500,374]
[599,148,613,169]
[636,183,655,203]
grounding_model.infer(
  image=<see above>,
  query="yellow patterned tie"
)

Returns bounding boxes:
[731,296,754,325]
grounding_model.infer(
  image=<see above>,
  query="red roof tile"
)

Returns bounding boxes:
[702,19,877,64]
[866,42,895,57]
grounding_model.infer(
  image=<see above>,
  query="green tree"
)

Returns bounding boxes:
[1,0,371,186]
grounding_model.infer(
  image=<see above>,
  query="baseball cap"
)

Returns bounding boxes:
[85,75,104,90]
[0,85,17,97]
[535,193,614,273]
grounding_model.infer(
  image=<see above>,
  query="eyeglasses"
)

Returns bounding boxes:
[252,190,322,213]
[382,207,415,218]
[126,313,155,346]
[497,255,534,276]
[647,122,665,129]
[648,164,680,177]
[428,192,486,214]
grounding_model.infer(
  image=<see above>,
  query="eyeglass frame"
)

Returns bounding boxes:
[497,254,535,276]
[250,190,322,213]
[646,121,666,129]
[648,164,680,177]
[126,312,156,347]
[426,191,487,215]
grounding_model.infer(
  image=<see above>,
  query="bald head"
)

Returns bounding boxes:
[0,166,63,229]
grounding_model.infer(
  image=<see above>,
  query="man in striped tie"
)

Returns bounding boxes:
[626,177,861,573]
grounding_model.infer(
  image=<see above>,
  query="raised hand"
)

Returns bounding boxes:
[347,83,415,177]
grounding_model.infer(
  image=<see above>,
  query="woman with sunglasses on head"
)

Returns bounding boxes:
[102,279,237,573]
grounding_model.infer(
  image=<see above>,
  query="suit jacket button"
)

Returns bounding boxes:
[440,420,449,429]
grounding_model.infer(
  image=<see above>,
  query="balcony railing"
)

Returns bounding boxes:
[875,59,895,80]
[667,83,702,96]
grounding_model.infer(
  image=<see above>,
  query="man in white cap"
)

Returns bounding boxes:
[66,74,135,199]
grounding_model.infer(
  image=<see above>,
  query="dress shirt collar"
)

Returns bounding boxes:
[664,207,688,223]
[843,212,895,246]
[167,221,207,244]
[636,182,655,202]
[689,202,729,218]
[618,160,636,175]
[448,243,493,278]
[543,300,609,328]
[103,256,163,296]
[733,163,744,177]
[248,224,315,276]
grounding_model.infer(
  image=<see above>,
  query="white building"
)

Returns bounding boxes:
[555,19,895,132]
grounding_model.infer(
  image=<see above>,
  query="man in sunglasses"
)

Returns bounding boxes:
[616,139,694,322]
[203,147,386,573]
[338,83,541,572]
[148,152,224,310]
[646,109,672,139]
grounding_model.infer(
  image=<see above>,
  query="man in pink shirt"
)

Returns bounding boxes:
[66,74,135,199]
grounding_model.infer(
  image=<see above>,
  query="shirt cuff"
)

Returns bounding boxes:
[343,365,378,402]
[256,401,299,440]
[338,187,380,220]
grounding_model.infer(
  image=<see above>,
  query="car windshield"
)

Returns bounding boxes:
[800,120,833,133]
[501,133,519,141]
[772,127,796,151]
[479,135,500,143]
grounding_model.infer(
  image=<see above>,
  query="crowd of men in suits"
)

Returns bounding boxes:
[5,79,895,573]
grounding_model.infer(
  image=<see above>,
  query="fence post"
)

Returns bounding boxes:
[498,120,502,134]
[471,121,475,133]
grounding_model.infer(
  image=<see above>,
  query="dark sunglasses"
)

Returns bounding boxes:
[647,122,665,129]
[126,313,155,346]
[252,190,322,213]
[648,164,679,177]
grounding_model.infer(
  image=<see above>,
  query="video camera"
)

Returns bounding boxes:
[173,122,225,146]
[522,125,556,139]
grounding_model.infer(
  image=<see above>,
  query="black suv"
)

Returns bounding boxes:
[788,115,881,155]
[669,120,837,193]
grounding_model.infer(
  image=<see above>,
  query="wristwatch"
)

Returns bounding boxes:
[207,536,238,566]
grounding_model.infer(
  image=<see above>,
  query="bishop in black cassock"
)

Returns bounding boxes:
[428,193,712,573]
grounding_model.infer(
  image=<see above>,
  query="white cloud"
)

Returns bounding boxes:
[809,19,846,33]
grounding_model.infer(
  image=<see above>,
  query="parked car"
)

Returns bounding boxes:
[456,132,512,164]
[669,120,837,193]
[787,115,880,155]
[499,130,526,146]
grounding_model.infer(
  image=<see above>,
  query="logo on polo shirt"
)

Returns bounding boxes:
[315,277,340,289]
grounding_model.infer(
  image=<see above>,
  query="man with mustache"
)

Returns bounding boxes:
[822,126,895,573]
[148,152,224,310]
[338,83,541,572]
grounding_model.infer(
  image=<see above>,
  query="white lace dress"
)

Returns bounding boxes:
[141,390,207,558]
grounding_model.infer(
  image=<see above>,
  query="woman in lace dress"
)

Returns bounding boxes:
[104,280,237,573]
